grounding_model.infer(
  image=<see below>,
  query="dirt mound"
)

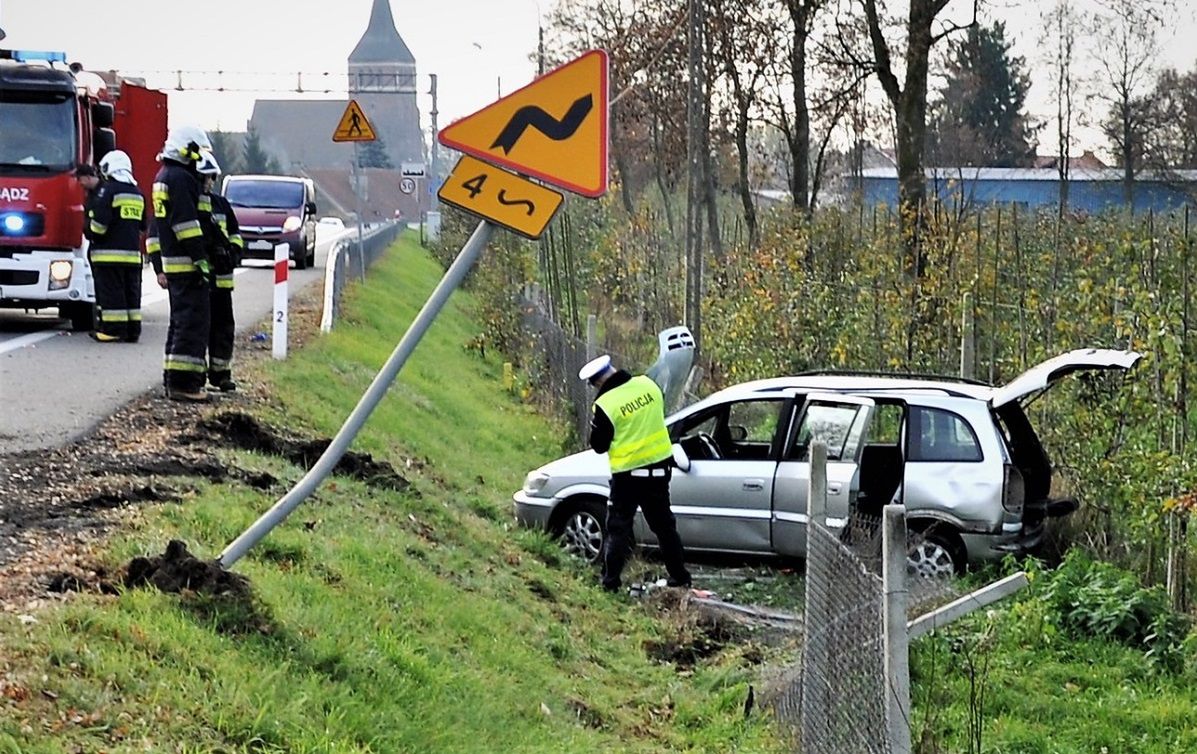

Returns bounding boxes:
[124,539,250,597]
[200,412,410,491]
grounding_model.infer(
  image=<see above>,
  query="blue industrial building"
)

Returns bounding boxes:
[858,167,1197,213]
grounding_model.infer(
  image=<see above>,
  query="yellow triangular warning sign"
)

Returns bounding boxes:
[332,100,377,143]
[438,50,608,198]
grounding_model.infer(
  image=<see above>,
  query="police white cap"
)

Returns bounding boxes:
[578,354,614,384]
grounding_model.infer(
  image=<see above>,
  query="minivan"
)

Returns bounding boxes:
[513,348,1140,575]
[222,175,318,269]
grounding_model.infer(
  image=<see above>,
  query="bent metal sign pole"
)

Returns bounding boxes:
[219,220,496,568]
[218,50,609,569]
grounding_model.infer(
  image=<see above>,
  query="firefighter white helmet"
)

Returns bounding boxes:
[161,124,212,164]
[98,149,135,183]
[196,152,221,176]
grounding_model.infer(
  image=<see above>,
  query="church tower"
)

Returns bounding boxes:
[348,0,425,168]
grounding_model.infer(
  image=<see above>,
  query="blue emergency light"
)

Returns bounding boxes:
[0,49,67,63]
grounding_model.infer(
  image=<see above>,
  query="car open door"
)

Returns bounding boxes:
[990,348,1141,408]
[771,393,875,558]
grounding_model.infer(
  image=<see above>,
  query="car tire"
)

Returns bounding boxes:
[306,245,316,269]
[907,524,965,578]
[552,498,607,564]
[294,246,309,270]
[62,302,94,332]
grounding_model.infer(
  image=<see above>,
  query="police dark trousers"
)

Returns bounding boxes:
[202,193,240,385]
[589,369,691,592]
[84,179,146,341]
[148,161,209,392]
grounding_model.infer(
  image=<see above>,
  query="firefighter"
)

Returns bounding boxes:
[195,153,242,391]
[83,150,146,342]
[147,125,212,402]
[579,354,691,593]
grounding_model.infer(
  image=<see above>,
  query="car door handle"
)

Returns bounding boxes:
[742,479,765,491]
[827,482,843,495]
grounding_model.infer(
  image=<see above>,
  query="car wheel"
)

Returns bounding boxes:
[555,499,606,563]
[306,245,316,269]
[294,247,309,270]
[907,525,964,578]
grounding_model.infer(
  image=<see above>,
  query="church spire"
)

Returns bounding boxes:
[350,0,415,64]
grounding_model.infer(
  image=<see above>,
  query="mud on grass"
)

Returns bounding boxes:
[0,398,410,612]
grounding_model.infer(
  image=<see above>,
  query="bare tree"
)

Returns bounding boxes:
[1089,0,1170,206]
[1041,0,1078,212]
[845,0,977,273]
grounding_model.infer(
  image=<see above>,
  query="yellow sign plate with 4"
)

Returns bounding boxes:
[437,155,564,239]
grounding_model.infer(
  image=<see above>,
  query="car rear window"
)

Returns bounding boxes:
[908,406,982,462]
[225,180,305,209]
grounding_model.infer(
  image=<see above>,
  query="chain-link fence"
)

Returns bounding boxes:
[795,517,891,753]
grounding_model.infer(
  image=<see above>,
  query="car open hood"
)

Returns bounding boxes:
[645,326,696,411]
[990,348,1141,408]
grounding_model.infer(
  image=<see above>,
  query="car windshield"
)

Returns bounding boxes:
[225,180,304,209]
[0,92,76,172]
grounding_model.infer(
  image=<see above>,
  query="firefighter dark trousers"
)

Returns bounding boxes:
[208,281,235,385]
[601,470,690,591]
[92,263,142,341]
[163,272,211,392]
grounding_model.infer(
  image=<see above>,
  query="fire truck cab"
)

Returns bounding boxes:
[0,49,166,330]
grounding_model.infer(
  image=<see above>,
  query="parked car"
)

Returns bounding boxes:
[223,174,318,269]
[513,349,1140,576]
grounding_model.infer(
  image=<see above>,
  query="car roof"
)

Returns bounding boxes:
[688,375,995,409]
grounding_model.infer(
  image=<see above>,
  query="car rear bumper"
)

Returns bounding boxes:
[961,520,1045,563]
[513,490,555,529]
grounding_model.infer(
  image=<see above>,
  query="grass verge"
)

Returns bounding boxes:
[0,232,785,753]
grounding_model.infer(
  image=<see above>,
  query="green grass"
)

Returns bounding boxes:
[0,233,784,753]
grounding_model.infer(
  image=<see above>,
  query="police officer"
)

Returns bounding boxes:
[195,153,242,391]
[83,150,146,342]
[147,125,212,402]
[580,354,691,593]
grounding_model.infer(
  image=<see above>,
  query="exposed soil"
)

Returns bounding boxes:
[124,539,250,597]
[0,283,409,611]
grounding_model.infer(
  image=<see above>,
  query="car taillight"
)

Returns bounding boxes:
[1002,463,1025,514]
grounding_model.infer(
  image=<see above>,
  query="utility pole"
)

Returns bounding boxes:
[538,23,545,76]
[428,73,439,196]
[684,0,705,352]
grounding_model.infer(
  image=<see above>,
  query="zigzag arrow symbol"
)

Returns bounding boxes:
[490,94,593,154]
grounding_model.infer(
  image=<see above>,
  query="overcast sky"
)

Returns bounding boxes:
[2,0,1195,159]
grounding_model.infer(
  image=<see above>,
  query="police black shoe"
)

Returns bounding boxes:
[665,576,692,588]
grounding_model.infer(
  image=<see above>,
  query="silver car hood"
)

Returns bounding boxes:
[538,448,609,479]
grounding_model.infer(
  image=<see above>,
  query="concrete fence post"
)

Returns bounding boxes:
[800,441,828,749]
[883,504,912,754]
[586,314,598,360]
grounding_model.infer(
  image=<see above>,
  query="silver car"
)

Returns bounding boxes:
[513,349,1140,576]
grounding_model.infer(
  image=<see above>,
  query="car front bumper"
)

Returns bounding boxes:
[513,490,555,529]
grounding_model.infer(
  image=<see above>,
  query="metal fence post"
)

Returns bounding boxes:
[586,314,597,360]
[960,291,975,379]
[883,504,912,754]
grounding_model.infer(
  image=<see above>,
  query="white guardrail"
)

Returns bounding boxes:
[320,222,403,333]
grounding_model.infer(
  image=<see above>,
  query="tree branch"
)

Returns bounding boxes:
[861,0,901,104]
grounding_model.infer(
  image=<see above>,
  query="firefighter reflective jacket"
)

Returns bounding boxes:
[147,161,206,276]
[594,375,673,473]
[206,193,243,289]
[84,179,146,265]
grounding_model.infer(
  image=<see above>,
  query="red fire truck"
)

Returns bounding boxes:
[0,49,167,329]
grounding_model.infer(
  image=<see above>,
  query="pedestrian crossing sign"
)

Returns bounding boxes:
[332,100,376,142]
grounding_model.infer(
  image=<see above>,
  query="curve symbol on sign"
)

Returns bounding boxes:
[497,190,536,216]
[490,94,593,154]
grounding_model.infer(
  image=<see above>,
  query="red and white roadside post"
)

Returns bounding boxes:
[273,243,288,360]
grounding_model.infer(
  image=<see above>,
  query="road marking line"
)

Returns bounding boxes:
[0,329,64,356]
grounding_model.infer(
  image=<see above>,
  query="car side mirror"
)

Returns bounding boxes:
[672,443,691,473]
[729,425,748,442]
[306,201,317,215]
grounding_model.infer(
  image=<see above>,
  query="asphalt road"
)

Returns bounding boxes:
[0,228,351,454]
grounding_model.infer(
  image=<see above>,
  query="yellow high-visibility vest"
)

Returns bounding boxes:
[594,375,673,473]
